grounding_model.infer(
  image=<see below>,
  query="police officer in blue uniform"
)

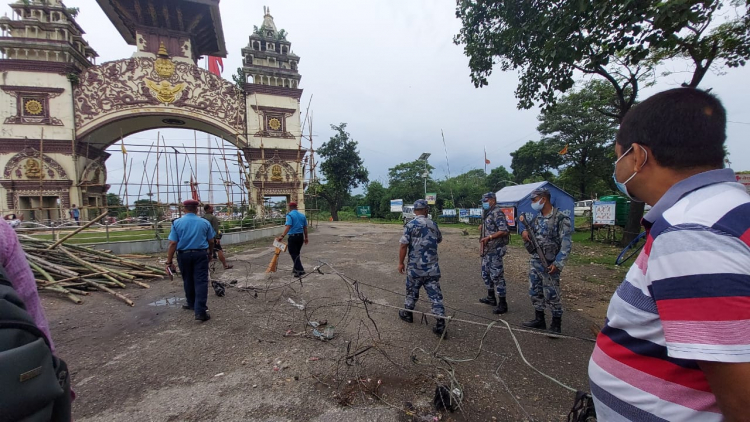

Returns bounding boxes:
[276,201,308,277]
[166,199,216,322]
[397,199,447,337]
[478,192,511,314]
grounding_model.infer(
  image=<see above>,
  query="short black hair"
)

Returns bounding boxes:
[204,204,211,211]
[616,88,726,169]
[185,205,198,213]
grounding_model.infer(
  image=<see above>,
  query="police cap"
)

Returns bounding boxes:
[413,199,428,210]
[183,199,200,206]
[530,188,550,200]
[481,192,496,201]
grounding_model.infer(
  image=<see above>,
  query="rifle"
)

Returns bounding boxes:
[480,208,487,257]
[519,214,551,269]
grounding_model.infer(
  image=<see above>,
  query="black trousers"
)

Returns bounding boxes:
[287,234,305,274]
[177,250,209,315]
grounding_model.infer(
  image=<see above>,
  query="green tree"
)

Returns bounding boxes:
[510,140,564,183]
[106,193,125,216]
[486,165,514,191]
[363,181,390,219]
[537,81,619,199]
[387,160,434,203]
[312,124,369,221]
[437,169,487,208]
[455,0,750,244]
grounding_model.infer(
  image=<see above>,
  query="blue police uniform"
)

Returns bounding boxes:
[168,212,216,317]
[398,200,446,335]
[284,208,307,275]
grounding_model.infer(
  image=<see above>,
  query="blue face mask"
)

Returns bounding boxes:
[531,199,544,211]
[482,202,490,210]
[612,145,647,202]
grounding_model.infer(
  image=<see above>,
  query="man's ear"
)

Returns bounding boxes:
[632,143,651,172]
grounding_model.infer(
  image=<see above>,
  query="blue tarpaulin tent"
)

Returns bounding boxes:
[494,181,575,231]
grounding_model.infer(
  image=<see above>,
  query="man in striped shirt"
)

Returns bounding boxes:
[589,88,750,421]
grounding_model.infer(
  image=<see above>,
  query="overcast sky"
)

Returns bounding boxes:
[11,1,749,203]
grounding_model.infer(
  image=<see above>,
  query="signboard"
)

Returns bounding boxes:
[593,201,616,225]
[442,209,456,217]
[500,207,516,227]
[356,206,371,218]
[425,193,437,205]
[737,174,750,195]
[469,208,483,217]
[390,199,404,212]
[459,209,469,218]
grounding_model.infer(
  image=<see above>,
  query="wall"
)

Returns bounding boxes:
[89,225,284,255]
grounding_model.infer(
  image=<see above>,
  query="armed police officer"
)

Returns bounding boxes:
[520,188,572,334]
[397,199,447,337]
[478,192,511,314]
[166,199,215,322]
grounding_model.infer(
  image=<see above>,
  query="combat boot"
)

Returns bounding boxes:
[432,318,447,338]
[549,316,562,334]
[492,297,508,314]
[479,289,497,306]
[399,310,413,323]
[522,310,547,330]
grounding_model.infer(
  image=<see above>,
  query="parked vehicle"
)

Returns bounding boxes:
[402,205,431,225]
[574,200,594,216]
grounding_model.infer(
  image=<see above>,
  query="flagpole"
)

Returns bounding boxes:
[484,146,487,175]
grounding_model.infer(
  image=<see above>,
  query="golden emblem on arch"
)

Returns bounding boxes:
[270,164,283,181]
[24,158,43,179]
[24,99,43,115]
[145,79,187,105]
[154,42,175,79]
[268,117,282,131]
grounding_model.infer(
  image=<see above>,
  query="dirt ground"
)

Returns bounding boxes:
[42,222,626,422]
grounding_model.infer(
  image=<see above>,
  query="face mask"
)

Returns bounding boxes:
[482,202,490,210]
[531,199,544,211]
[612,145,647,202]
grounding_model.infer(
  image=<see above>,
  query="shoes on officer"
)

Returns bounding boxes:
[549,316,562,334]
[479,289,497,306]
[399,310,413,323]
[492,297,508,314]
[294,271,306,278]
[195,313,211,322]
[432,318,447,338]
[522,310,547,330]
[182,304,193,310]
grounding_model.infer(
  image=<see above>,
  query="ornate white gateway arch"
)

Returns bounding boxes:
[0,0,306,221]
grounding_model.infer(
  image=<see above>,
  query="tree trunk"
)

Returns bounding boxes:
[330,205,339,221]
[621,202,645,246]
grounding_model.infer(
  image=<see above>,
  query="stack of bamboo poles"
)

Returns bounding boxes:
[18,235,166,307]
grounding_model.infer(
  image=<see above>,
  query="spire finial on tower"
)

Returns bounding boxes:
[157,42,169,57]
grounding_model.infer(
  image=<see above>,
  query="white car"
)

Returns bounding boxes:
[401,205,431,225]
[574,200,594,216]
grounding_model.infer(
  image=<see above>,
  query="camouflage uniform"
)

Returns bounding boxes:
[400,215,445,317]
[482,204,510,297]
[524,208,572,317]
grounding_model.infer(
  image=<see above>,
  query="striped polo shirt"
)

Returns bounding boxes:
[589,168,750,421]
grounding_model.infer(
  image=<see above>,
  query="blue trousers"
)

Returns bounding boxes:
[177,250,209,316]
[404,275,445,317]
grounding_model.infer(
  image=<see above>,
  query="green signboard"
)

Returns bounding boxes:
[356,206,371,218]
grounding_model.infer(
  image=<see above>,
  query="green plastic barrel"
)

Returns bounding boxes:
[600,195,630,227]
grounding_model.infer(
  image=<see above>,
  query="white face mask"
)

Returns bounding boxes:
[613,145,648,202]
[531,199,544,211]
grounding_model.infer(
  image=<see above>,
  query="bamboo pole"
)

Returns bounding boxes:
[58,247,126,287]
[86,280,134,306]
[46,210,109,249]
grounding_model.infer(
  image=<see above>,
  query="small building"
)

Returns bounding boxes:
[494,181,575,231]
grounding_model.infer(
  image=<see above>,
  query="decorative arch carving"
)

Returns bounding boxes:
[254,151,298,182]
[80,158,106,186]
[3,149,68,180]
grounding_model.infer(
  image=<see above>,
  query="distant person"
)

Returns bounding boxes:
[589,88,750,421]
[202,205,233,270]
[0,219,73,420]
[520,188,572,334]
[166,200,215,322]
[275,202,308,277]
[397,199,447,337]
[477,192,511,314]
[3,213,23,229]
[69,204,80,225]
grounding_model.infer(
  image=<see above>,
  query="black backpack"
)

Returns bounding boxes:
[0,267,71,422]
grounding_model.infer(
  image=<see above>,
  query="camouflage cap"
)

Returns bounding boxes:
[413,199,429,210]
[530,187,550,199]
[481,192,496,201]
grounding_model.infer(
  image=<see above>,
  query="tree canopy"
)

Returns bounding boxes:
[312,123,369,221]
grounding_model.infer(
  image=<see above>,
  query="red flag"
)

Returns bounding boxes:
[190,176,200,201]
[484,150,490,165]
[208,56,224,76]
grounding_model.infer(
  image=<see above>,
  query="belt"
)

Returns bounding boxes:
[288,233,304,236]
[177,248,207,253]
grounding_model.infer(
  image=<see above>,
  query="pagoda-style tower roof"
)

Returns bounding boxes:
[96,0,227,58]
[241,7,301,93]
